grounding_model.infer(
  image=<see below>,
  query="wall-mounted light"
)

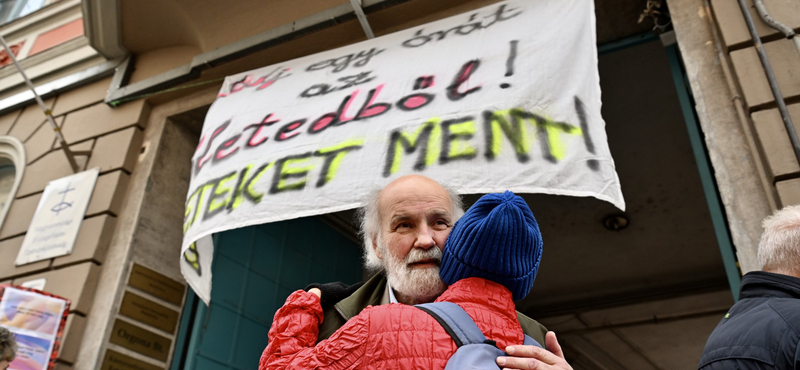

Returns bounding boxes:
[603,214,629,231]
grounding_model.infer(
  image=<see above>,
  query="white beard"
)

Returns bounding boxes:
[378,239,448,305]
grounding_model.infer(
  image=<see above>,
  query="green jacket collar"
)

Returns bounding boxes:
[333,273,387,321]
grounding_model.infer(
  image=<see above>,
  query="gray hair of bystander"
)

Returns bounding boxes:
[0,326,16,362]
[358,183,464,272]
[758,205,800,276]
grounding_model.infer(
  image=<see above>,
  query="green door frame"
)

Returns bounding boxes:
[171,289,199,370]
[664,42,741,300]
[171,234,218,370]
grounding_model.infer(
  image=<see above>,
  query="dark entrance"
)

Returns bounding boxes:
[177,218,361,370]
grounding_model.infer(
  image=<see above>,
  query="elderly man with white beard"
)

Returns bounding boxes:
[300,174,573,370]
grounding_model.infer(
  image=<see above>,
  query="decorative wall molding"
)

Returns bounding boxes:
[0,135,26,228]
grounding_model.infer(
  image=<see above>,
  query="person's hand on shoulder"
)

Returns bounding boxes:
[496,332,573,370]
[304,281,363,308]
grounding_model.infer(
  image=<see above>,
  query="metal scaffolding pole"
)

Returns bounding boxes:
[0,35,89,173]
[349,0,375,39]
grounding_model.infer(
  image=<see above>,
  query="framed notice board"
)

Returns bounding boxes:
[0,285,70,370]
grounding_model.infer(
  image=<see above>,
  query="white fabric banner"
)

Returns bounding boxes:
[182,235,213,305]
[181,0,624,299]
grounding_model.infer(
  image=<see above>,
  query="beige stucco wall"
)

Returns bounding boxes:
[670,0,799,274]
[0,77,148,369]
[711,0,800,206]
[74,87,218,370]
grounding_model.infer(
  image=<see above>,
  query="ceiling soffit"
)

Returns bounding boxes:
[118,0,351,54]
[120,0,201,53]
[90,0,654,60]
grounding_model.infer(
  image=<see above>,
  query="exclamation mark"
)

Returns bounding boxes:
[574,96,599,171]
[500,40,518,89]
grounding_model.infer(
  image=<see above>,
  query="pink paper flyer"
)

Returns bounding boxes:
[0,286,70,370]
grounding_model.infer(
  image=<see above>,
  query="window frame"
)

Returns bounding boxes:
[0,135,25,227]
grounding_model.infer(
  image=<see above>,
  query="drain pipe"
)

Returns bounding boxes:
[736,0,800,167]
[754,0,800,57]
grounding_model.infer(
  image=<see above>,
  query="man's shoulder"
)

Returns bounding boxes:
[334,273,387,318]
[516,310,548,346]
[767,296,800,334]
[736,295,800,330]
[318,274,387,342]
[699,296,800,369]
[712,296,796,338]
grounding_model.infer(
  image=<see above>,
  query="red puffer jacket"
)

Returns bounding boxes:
[260,277,525,370]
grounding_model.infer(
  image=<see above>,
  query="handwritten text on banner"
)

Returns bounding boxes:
[181,0,624,302]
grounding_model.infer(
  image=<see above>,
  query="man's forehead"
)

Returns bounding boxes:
[388,206,452,221]
[378,177,453,221]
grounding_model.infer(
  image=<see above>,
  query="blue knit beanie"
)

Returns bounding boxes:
[440,191,543,300]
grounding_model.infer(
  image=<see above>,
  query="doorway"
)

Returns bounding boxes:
[167,33,736,370]
[177,218,362,370]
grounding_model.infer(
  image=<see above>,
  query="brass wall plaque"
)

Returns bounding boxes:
[120,291,180,334]
[101,349,163,370]
[128,263,185,305]
[110,319,172,362]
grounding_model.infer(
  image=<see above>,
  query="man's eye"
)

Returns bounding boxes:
[396,222,412,229]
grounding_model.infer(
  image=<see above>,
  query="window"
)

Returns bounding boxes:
[0,157,14,209]
[0,0,46,25]
[0,136,24,227]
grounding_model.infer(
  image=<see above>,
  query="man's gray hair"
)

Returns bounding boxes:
[0,326,16,362]
[758,205,800,275]
[358,185,464,272]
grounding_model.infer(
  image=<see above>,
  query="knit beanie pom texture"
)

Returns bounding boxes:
[440,191,543,300]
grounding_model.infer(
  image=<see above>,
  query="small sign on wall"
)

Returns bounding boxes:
[16,168,99,266]
[109,319,172,362]
[119,291,179,334]
[101,349,163,370]
[128,264,185,306]
[19,278,46,291]
[107,263,185,368]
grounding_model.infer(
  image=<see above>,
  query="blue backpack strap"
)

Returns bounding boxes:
[523,334,543,348]
[415,302,487,347]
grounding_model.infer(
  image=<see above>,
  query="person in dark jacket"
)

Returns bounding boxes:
[698,204,800,369]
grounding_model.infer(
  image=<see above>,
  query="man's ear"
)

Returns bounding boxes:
[372,238,383,259]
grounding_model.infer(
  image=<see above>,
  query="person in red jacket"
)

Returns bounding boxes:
[260,190,551,370]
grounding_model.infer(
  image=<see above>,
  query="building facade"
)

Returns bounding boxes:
[0,0,797,369]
